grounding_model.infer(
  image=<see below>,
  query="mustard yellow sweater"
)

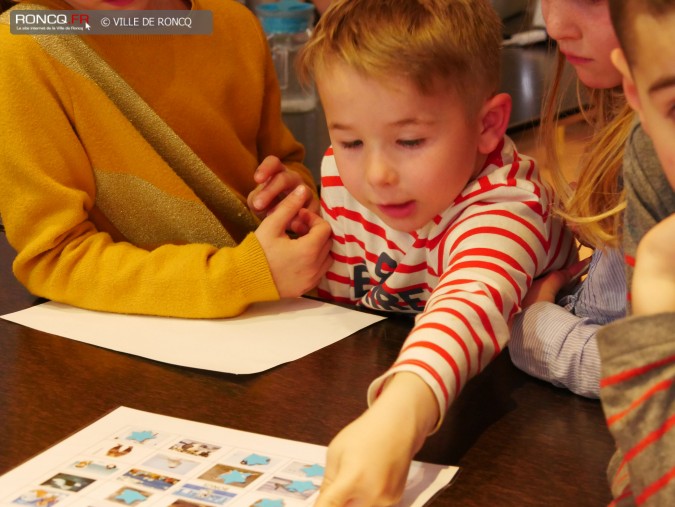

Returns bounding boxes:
[0,0,315,317]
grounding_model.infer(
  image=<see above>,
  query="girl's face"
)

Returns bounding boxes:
[542,0,622,89]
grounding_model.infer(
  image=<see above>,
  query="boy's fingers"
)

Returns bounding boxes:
[302,210,329,232]
[253,173,309,213]
[315,480,354,507]
[251,174,288,211]
[248,186,265,212]
[316,461,378,507]
[264,185,307,231]
[289,218,309,237]
[318,484,376,507]
[303,208,325,228]
[530,270,568,292]
[307,193,321,214]
[568,257,592,276]
[254,155,282,183]
[543,270,571,293]
[565,257,592,285]
[523,270,569,307]
[303,215,333,247]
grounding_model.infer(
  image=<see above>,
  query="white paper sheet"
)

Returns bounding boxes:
[0,407,458,507]
[0,299,385,374]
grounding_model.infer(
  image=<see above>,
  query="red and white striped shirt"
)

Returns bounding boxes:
[318,136,576,421]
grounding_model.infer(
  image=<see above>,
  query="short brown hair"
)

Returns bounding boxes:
[297,0,502,106]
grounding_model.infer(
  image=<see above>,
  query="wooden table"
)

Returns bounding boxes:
[0,232,614,505]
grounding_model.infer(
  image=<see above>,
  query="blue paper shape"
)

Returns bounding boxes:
[127,430,155,443]
[286,480,316,493]
[254,499,284,507]
[220,470,252,484]
[116,489,148,504]
[243,453,270,466]
[302,464,325,477]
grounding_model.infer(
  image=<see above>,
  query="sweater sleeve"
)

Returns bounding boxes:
[508,247,626,398]
[0,26,280,319]
[368,183,574,424]
[509,301,601,398]
[598,313,675,505]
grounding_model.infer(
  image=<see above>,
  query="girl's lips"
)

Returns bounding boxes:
[377,201,416,219]
[562,52,592,65]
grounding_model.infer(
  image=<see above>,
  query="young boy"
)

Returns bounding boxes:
[297,1,576,505]
[596,1,675,504]
[0,0,332,318]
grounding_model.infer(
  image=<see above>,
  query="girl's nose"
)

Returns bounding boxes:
[542,0,581,42]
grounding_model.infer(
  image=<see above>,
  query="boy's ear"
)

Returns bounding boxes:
[611,48,643,115]
[477,92,512,155]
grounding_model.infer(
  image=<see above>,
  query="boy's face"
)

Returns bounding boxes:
[618,11,675,191]
[316,62,486,232]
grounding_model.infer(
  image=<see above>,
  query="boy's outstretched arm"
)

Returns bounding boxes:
[316,372,439,507]
[254,185,332,298]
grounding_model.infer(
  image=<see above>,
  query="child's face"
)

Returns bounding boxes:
[624,11,675,191]
[542,0,622,89]
[317,62,485,232]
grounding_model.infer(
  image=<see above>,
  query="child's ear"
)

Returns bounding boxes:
[611,48,644,118]
[612,48,650,134]
[477,92,512,155]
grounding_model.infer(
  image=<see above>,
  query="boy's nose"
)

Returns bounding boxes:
[365,153,397,187]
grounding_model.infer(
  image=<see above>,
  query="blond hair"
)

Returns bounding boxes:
[540,49,633,249]
[297,0,502,112]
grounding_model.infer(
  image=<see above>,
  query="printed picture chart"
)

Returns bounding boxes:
[0,407,459,507]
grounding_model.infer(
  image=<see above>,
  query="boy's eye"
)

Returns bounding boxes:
[397,139,424,148]
[666,102,675,119]
[341,140,363,149]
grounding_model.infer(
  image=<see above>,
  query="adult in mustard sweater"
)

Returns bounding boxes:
[0,0,332,318]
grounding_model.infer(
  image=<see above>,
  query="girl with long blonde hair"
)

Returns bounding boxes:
[509,0,633,398]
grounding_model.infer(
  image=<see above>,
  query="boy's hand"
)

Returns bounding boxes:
[248,156,320,236]
[316,373,438,507]
[632,213,675,316]
[520,257,592,308]
[255,185,332,298]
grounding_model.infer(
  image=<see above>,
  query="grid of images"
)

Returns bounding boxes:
[3,424,326,507]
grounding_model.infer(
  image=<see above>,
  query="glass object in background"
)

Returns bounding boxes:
[256,0,317,113]
[531,0,545,28]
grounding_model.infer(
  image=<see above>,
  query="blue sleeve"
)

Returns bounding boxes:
[509,248,626,399]
[509,301,601,398]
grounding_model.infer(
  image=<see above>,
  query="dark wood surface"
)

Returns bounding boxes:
[0,232,615,505]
